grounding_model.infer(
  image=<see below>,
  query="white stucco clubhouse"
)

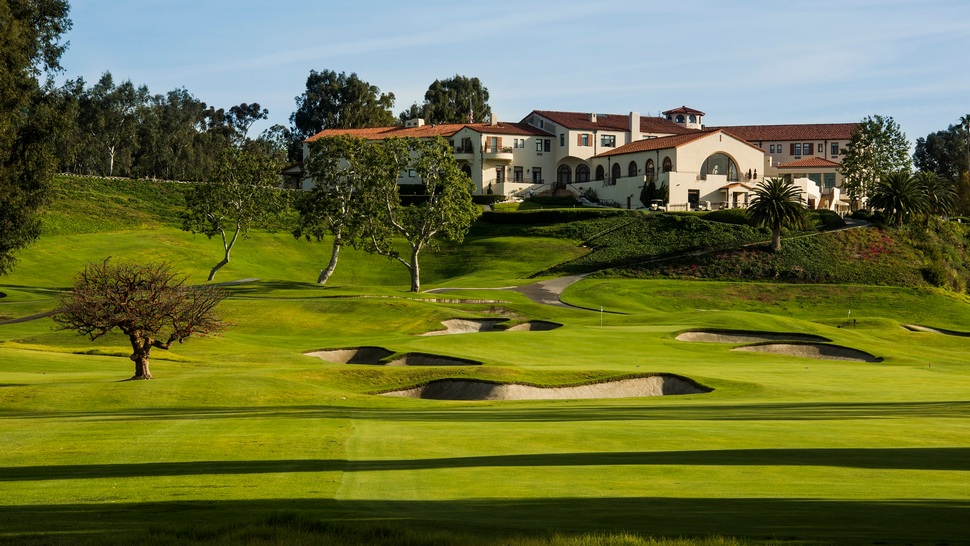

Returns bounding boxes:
[300,106,858,213]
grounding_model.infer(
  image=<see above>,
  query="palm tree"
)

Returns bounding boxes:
[746,177,806,252]
[869,171,927,227]
[916,171,956,218]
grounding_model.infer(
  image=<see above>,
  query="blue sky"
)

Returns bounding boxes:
[58,0,970,143]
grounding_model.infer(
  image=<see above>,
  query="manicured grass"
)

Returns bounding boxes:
[1,178,969,545]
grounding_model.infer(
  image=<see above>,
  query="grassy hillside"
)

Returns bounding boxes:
[1,177,969,545]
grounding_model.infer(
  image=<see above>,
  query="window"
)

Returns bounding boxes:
[689,115,696,123]
[808,173,822,185]
[675,115,685,123]
[700,153,740,181]
[595,165,605,180]
[536,140,543,152]
[544,139,551,152]
[831,142,839,157]
[581,133,590,146]
[628,161,638,178]
[803,143,812,156]
[601,134,616,148]
[823,173,836,188]
[794,143,802,157]
[645,159,655,175]
[662,157,672,172]
[513,166,523,182]
[611,163,621,185]
[576,164,590,183]
[817,143,823,153]
[560,133,565,147]
[408,169,416,178]
[532,167,542,183]
[769,144,775,153]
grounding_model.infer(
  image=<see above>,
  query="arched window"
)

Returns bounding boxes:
[689,114,696,123]
[461,165,472,177]
[557,164,572,188]
[595,165,605,181]
[611,163,621,185]
[675,115,685,123]
[645,159,655,175]
[700,153,740,181]
[576,164,590,183]
[628,161,638,178]
[662,157,672,172]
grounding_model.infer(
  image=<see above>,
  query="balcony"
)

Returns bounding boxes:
[483,146,514,162]
[453,146,475,162]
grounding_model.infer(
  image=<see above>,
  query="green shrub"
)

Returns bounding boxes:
[472,195,506,206]
[701,209,751,225]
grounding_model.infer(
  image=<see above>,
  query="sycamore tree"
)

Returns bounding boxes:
[54,260,227,380]
[839,115,911,209]
[182,142,288,281]
[0,0,71,275]
[293,135,380,284]
[364,137,481,292]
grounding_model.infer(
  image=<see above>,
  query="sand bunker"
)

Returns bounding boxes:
[384,353,481,367]
[305,347,480,367]
[902,324,970,337]
[421,318,563,335]
[421,319,506,336]
[382,375,709,400]
[305,346,394,364]
[505,320,562,332]
[733,343,880,362]
[676,330,830,344]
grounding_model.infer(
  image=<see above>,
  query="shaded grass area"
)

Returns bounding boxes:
[1,497,967,545]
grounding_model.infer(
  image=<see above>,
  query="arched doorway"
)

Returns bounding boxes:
[611,163,621,185]
[595,165,605,181]
[557,164,571,189]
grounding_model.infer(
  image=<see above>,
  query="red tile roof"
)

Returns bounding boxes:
[594,129,765,158]
[663,105,706,116]
[776,157,841,169]
[709,123,858,142]
[306,121,546,142]
[525,110,694,134]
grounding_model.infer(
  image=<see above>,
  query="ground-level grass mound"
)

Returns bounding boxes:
[676,329,830,344]
[733,342,881,362]
[381,374,710,400]
[306,347,481,366]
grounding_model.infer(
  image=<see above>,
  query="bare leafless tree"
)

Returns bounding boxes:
[54,259,227,379]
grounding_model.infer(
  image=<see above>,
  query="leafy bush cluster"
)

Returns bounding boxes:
[549,213,770,275]
[612,227,931,288]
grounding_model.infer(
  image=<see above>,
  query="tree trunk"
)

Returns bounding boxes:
[409,246,421,292]
[129,336,153,379]
[318,232,341,285]
[208,226,240,281]
[771,227,782,252]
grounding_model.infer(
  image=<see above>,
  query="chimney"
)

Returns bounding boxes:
[490,113,498,126]
[405,118,425,128]
[629,111,640,136]
[589,113,597,123]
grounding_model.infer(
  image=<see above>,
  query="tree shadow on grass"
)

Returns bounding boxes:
[1,496,969,545]
[2,447,969,482]
[3,400,968,424]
